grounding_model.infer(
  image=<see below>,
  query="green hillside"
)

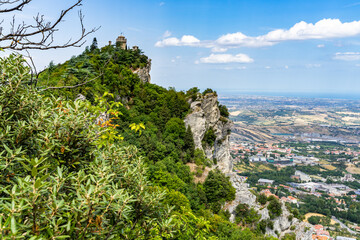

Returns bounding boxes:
[0,41,276,239]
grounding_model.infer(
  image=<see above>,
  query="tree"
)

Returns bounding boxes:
[267,197,283,219]
[0,54,175,238]
[204,169,236,212]
[308,216,321,225]
[257,194,268,205]
[0,0,98,50]
[90,37,98,51]
[219,104,229,118]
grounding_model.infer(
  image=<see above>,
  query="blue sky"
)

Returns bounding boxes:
[5,0,360,95]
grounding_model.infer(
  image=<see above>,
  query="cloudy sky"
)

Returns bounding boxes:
[4,0,360,95]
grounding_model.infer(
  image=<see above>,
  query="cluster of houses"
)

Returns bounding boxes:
[231,142,321,166]
[323,149,360,157]
[312,224,357,240]
[248,154,320,166]
[313,224,330,240]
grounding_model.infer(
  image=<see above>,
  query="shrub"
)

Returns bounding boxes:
[267,198,283,219]
[202,127,217,148]
[257,194,268,205]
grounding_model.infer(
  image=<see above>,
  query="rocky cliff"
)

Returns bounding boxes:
[133,60,151,83]
[184,93,233,173]
[185,93,313,239]
[225,173,314,239]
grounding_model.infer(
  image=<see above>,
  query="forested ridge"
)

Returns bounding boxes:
[0,40,276,239]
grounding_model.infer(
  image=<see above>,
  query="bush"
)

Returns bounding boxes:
[219,104,229,118]
[257,194,268,205]
[202,127,217,148]
[267,198,283,219]
[202,88,216,95]
[204,170,235,213]
[308,216,321,225]
[0,54,174,238]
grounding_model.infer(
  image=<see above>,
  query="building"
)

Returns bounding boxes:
[314,225,324,231]
[258,178,274,186]
[294,170,312,182]
[116,35,127,50]
[281,196,298,204]
[261,189,279,199]
[132,45,139,51]
[341,174,355,182]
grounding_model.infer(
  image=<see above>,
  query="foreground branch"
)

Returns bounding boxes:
[41,74,103,91]
[0,0,99,50]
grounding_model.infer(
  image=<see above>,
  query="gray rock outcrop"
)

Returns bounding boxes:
[225,173,314,239]
[184,93,233,173]
[133,60,151,83]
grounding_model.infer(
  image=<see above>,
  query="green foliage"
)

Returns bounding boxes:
[235,203,261,228]
[163,189,191,211]
[219,104,230,118]
[38,43,149,101]
[307,216,331,226]
[204,170,236,213]
[257,194,268,205]
[202,127,217,148]
[296,194,360,224]
[1,40,277,239]
[0,54,177,239]
[184,126,195,161]
[267,198,283,219]
[282,233,296,240]
[242,166,295,185]
[202,88,217,96]
[186,87,200,101]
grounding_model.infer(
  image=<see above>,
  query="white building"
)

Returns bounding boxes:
[294,170,312,182]
[258,179,274,186]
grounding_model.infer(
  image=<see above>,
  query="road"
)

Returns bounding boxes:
[331,216,356,235]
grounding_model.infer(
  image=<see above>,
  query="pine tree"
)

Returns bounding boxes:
[90,37,98,51]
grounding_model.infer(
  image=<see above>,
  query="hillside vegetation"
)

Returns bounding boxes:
[0,42,277,239]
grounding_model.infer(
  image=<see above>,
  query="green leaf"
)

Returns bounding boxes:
[31,167,38,177]
[3,144,13,156]
[35,179,42,189]
[11,216,16,234]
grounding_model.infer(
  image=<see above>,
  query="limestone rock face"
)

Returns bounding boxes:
[225,173,313,239]
[133,60,151,83]
[184,93,233,173]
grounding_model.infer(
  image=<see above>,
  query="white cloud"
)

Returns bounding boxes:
[155,19,360,49]
[333,52,360,61]
[199,53,254,64]
[285,65,289,69]
[155,35,201,47]
[162,30,172,38]
[306,64,321,68]
[159,2,165,6]
[317,44,325,48]
[265,66,271,69]
[211,47,228,52]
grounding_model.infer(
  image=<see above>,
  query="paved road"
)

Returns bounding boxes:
[331,216,356,235]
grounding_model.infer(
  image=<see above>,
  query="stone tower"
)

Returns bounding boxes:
[116,35,127,50]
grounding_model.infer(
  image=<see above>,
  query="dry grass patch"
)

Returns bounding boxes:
[186,163,212,184]
[346,164,360,174]
[322,164,337,171]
